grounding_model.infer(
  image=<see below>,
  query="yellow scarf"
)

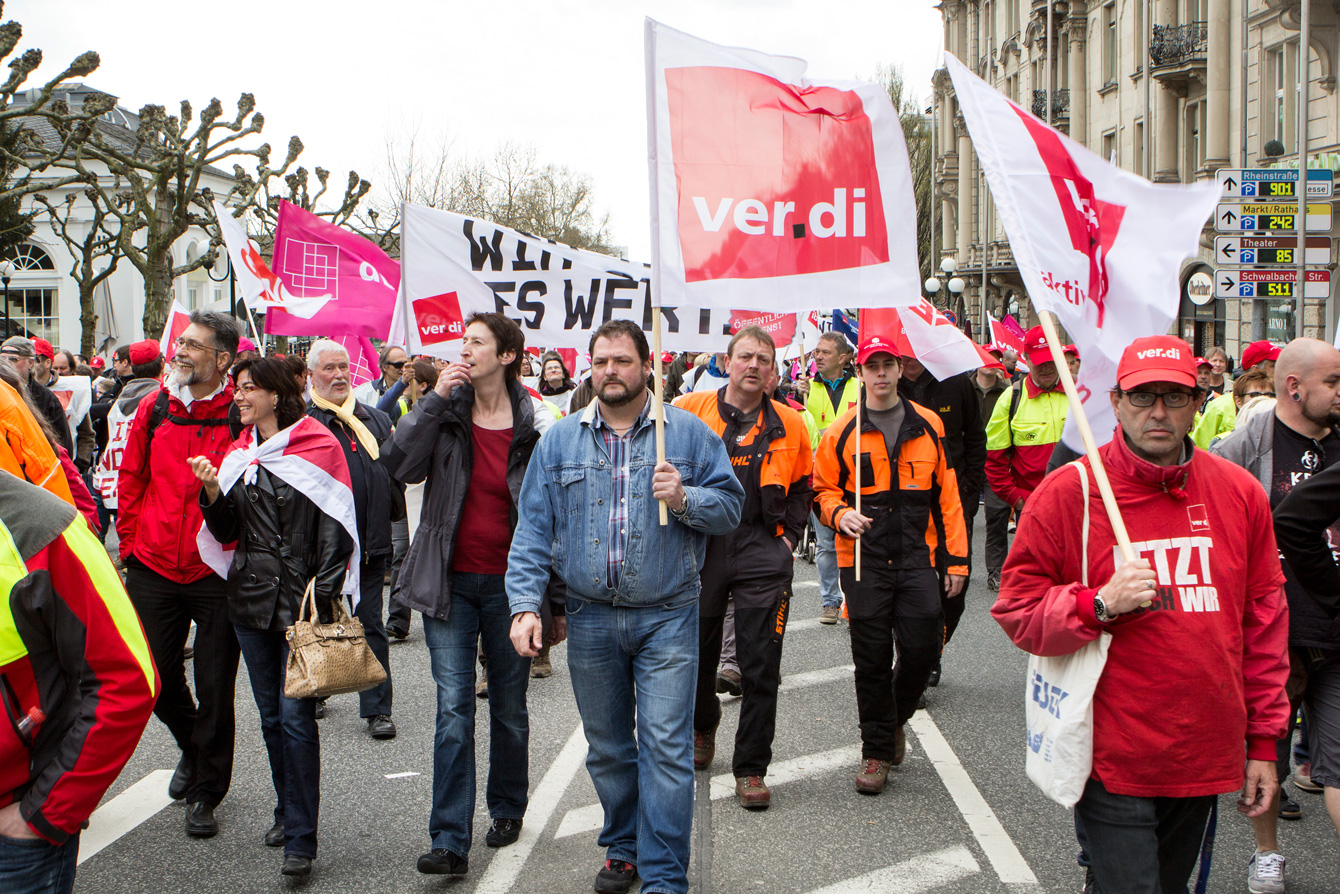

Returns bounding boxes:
[311,391,380,460]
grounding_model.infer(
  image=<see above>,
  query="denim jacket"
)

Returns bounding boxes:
[507,396,744,613]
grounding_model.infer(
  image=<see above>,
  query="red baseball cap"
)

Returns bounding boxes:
[128,339,160,366]
[986,343,1005,357]
[1241,340,1281,370]
[1194,356,1211,369]
[1023,325,1055,365]
[1063,344,1080,358]
[856,334,901,364]
[31,338,54,360]
[89,356,105,369]
[1116,336,1198,390]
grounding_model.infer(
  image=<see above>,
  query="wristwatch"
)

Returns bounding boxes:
[1093,592,1114,624]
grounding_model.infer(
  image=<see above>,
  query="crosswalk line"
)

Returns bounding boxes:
[78,770,174,866]
[800,844,979,894]
[555,745,861,839]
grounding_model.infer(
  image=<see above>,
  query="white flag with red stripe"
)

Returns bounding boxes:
[861,300,1001,380]
[647,19,921,313]
[197,415,362,607]
[946,53,1218,449]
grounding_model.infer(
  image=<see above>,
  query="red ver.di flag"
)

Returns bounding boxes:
[945,53,1218,449]
[646,19,921,313]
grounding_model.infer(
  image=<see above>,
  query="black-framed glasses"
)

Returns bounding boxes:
[386,360,406,370]
[1125,391,1196,409]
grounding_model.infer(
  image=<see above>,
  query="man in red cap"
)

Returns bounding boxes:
[1193,340,1280,448]
[982,325,1069,590]
[813,335,968,794]
[994,334,1289,894]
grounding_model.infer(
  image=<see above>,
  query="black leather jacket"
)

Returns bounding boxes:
[200,466,353,632]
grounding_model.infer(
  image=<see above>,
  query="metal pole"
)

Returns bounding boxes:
[931,85,938,287]
[2,278,8,338]
[1296,0,1309,339]
[229,265,236,318]
[1241,0,1249,166]
[1046,0,1054,126]
[1146,0,1153,176]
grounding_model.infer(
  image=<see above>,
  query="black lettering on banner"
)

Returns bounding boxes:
[540,250,551,271]
[660,302,679,333]
[564,279,602,330]
[465,220,505,272]
[603,277,639,323]
[517,282,546,329]
[486,282,518,323]
[700,309,712,336]
[513,241,537,272]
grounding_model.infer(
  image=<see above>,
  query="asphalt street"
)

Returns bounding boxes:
[78,506,1338,893]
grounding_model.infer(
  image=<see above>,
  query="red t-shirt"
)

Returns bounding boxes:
[452,426,514,575]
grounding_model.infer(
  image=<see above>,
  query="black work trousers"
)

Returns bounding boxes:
[1075,778,1214,894]
[938,486,978,652]
[126,561,240,806]
[842,566,942,760]
[694,590,789,778]
[354,555,393,717]
[984,489,1012,575]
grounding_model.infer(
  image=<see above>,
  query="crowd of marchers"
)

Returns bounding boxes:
[0,310,1337,894]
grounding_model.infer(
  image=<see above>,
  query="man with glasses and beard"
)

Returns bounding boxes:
[117,311,242,839]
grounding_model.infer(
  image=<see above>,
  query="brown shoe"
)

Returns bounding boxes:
[819,605,840,625]
[892,726,907,765]
[735,776,770,810]
[693,729,715,770]
[715,667,742,696]
[531,645,552,679]
[855,758,892,794]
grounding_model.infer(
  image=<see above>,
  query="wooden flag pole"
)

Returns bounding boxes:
[653,306,669,525]
[1035,312,1136,565]
[853,383,862,581]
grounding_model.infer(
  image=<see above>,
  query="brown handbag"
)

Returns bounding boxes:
[284,579,387,699]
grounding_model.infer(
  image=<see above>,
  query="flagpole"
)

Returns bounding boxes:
[653,307,668,525]
[1035,311,1137,567]
[853,383,862,581]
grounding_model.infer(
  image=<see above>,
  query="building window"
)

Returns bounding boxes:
[2,287,57,341]
[1104,2,1117,86]
[187,286,198,310]
[1135,120,1145,175]
[1185,102,1203,175]
[1102,130,1117,164]
[0,243,55,271]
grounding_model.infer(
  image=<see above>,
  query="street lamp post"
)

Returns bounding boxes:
[925,255,966,325]
[0,260,12,339]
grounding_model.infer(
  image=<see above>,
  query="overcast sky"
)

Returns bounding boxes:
[13,0,943,260]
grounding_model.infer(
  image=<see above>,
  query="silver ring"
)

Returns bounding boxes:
[1146,580,1157,590]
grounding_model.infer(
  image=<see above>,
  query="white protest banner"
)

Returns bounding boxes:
[645,19,921,313]
[946,52,1218,450]
[397,202,806,357]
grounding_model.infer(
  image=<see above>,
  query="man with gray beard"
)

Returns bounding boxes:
[117,311,242,839]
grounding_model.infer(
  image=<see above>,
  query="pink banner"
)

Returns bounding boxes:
[266,201,400,340]
[336,334,379,387]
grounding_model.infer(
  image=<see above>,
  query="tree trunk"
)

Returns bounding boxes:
[79,279,97,357]
[141,249,174,339]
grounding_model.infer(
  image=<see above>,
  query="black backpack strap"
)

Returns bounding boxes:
[1006,384,1023,449]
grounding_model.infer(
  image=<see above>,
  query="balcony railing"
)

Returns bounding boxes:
[1031,88,1070,120]
[1149,22,1207,68]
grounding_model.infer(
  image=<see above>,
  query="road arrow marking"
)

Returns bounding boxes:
[77,770,174,866]
[801,844,980,894]
[907,713,1039,886]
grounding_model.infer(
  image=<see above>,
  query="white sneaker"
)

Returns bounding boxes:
[1247,850,1286,894]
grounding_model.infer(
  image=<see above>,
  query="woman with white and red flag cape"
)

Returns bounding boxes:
[189,356,359,880]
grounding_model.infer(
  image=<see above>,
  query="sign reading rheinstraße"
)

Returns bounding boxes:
[1214,235,1332,266]
[1214,268,1331,299]
[1214,203,1333,233]
[1217,167,1334,199]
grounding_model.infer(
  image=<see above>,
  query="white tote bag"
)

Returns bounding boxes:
[1024,461,1112,809]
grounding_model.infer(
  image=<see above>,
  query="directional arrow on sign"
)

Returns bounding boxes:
[1219,243,1236,260]
[1221,275,1236,292]
[1221,208,1237,226]
[1223,176,1237,191]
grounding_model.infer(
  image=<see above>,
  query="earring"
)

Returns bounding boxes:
[1293,393,1301,402]
[273,399,279,410]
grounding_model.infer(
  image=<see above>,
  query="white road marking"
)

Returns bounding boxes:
[474,723,587,894]
[779,664,854,692]
[907,712,1039,886]
[792,580,820,589]
[384,771,420,779]
[801,845,980,894]
[77,770,174,866]
[556,745,861,839]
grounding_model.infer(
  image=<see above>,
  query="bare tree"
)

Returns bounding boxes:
[877,64,938,295]
[34,186,120,354]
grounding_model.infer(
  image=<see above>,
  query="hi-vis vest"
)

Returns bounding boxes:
[807,375,861,433]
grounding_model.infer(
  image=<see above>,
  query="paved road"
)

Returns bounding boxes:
[79,508,1337,893]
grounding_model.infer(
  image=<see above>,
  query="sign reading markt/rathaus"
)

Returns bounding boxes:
[1214,203,1333,233]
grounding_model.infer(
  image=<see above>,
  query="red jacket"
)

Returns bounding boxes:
[116,385,236,583]
[1,471,158,843]
[992,430,1289,798]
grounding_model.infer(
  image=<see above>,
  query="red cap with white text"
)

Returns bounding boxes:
[1116,335,1197,390]
[1022,325,1054,365]
[856,334,901,364]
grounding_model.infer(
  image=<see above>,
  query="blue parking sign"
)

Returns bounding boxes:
[1241,216,1256,230]
[1239,284,1255,297]
[1242,183,1257,196]
[1241,249,1257,263]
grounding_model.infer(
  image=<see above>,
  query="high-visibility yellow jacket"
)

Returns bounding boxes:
[985,378,1068,506]
[806,374,861,433]
[1191,391,1237,448]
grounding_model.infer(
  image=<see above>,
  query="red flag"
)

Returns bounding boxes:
[159,300,192,360]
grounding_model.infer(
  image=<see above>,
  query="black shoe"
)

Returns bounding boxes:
[185,802,218,838]
[1279,789,1303,820]
[367,715,397,740]
[417,848,468,875]
[987,570,1001,591]
[313,699,326,720]
[485,818,522,848]
[264,822,285,847]
[281,855,312,877]
[927,664,942,687]
[183,644,194,660]
[595,859,637,894]
[386,622,409,640]
[168,754,194,801]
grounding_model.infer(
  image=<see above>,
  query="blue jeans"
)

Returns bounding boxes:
[566,597,698,894]
[234,625,320,858]
[0,833,78,894]
[421,572,530,857]
[810,510,841,609]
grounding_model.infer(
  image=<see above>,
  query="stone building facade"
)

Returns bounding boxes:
[935,0,1340,359]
